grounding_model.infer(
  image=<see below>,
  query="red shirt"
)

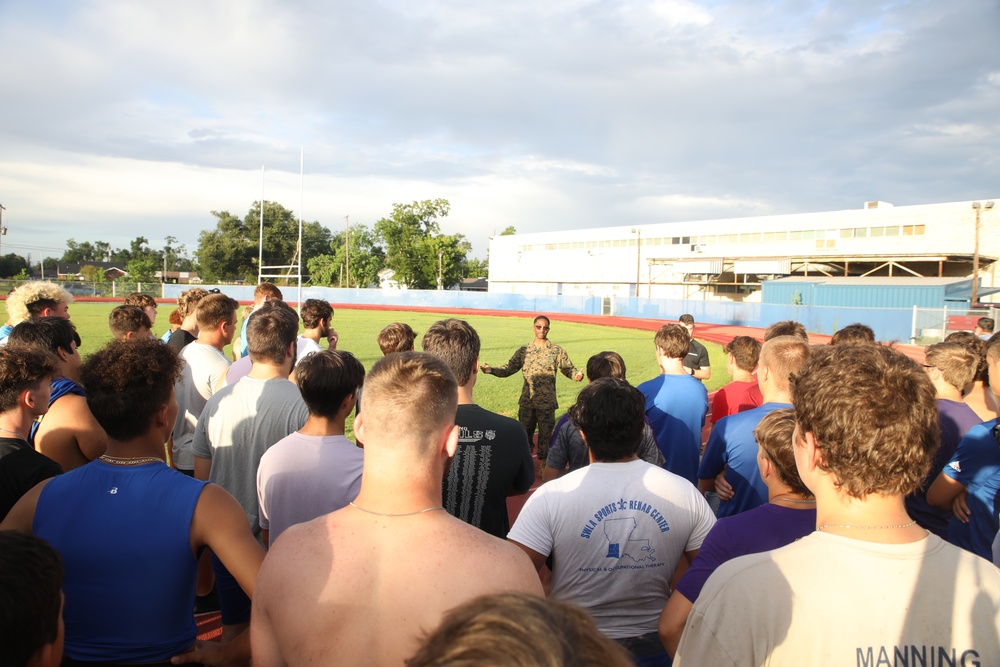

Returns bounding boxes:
[711,380,759,423]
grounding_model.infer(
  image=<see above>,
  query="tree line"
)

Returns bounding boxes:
[15,199,514,289]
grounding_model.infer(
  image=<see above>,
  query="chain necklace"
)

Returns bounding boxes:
[818,520,917,531]
[99,455,164,466]
[0,425,24,439]
[771,496,816,504]
[349,501,445,517]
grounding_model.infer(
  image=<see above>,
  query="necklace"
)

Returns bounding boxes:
[771,496,816,504]
[349,501,445,517]
[818,520,917,531]
[0,425,24,439]
[99,455,164,466]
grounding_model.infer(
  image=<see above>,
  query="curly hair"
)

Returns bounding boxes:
[80,338,182,441]
[175,288,209,319]
[5,281,73,325]
[123,292,157,311]
[300,299,333,329]
[654,323,690,360]
[791,344,938,498]
[0,346,58,413]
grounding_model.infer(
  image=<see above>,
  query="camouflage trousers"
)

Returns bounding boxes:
[518,405,555,465]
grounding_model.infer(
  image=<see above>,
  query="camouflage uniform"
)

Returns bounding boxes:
[489,339,581,463]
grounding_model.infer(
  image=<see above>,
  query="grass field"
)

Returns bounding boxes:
[1,302,731,427]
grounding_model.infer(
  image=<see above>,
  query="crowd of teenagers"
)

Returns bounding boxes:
[0,279,998,667]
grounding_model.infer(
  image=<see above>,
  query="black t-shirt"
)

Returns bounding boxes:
[0,437,62,520]
[683,338,711,372]
[442,404,535,538]
[166,329,197,353]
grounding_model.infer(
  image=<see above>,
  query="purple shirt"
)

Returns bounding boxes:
[675,503,816,602]
[906,399,981,538]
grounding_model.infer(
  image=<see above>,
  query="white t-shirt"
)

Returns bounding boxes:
[257,433,363,543]
[508,459,715,639]
[172,342,230,471]
[295,336,322,363]
[675,531,1000,666]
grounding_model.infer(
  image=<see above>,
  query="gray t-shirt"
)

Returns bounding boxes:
[192,376,308,536]
[172,342,231,471]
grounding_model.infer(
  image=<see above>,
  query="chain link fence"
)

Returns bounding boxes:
[910,306,1000,344]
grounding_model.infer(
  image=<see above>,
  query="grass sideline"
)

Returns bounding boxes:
[0,302,731,428]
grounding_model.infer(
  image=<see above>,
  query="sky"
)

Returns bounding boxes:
[0,0,997,264]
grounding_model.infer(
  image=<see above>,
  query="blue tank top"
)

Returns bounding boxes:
[33,460,208,662]
[29,376,87,445]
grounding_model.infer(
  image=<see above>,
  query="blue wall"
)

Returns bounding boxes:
[164,285,914,342]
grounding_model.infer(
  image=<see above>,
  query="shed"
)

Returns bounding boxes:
[761,277,998,309]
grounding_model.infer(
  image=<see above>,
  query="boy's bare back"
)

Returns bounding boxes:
[252,506,543,667]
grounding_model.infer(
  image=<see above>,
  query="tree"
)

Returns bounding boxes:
[500,225,517,236]
[463,257,489,278]
[61,240,101,263]
[0,253,29,279]
[196,201,334,282]
[308,225,386,287]
[373,199,468,289]
[125,257,159,283]
[79,265,104,283]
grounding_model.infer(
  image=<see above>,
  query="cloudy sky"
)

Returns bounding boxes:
[0,0,997,263]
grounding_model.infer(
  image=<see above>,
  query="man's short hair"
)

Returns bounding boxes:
[5,282,73,324]
[175,288,209,319]
[8,317,81,356]
[977,317,995,334]
[533,315,551,326]
[568,378,645,462]
[925,342,979,391]
[195,293,239,331]
[944,331,989,383]
[791,344,938,498]
[108,305,152,341]
[377,322,417,355]
[754,408,809,497]
[759,335,810,393]
[295,350,365,420]
[80,339,182,442]
[421,319,481,385]
[0,346,58,414]
[830,323,876,346]
[247,302,299,365]
[654,323,690,360]
[300,299,333,329]
[362,352,457,447]
[405,593,633,667]
[723,336,761,372]
[254,282,283,302]
[0,531,64,667]
[764,320,808,342]
[678,314,695,326]
[123,292,157,311]
[586,351,627,381]
[986,332,1000,363]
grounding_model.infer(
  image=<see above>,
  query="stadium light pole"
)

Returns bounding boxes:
[971,200,995,307]
[631,228,641,298]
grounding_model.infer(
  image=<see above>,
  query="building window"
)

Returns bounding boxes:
[885,226,900,236]
[870,227,884,237]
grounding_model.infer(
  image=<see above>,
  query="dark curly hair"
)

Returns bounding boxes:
[568,378,645,462]
[0,346,58,413]
[80,338,182,441]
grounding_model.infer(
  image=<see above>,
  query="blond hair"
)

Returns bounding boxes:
[5,282,73,325]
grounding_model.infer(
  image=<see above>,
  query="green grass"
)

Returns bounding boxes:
[1,302,732,432]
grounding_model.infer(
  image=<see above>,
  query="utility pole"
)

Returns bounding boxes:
[971,200,996,306]
[437,249,444,290]
[344,215,350,288]
[0,203,6,262]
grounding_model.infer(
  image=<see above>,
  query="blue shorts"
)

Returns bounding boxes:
[210,552,251,626]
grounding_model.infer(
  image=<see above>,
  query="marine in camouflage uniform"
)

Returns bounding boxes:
[481,316,583,464]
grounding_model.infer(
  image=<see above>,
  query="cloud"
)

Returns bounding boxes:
[0,0,997,262]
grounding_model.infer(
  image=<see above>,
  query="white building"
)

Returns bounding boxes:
[487,199,1000,303]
